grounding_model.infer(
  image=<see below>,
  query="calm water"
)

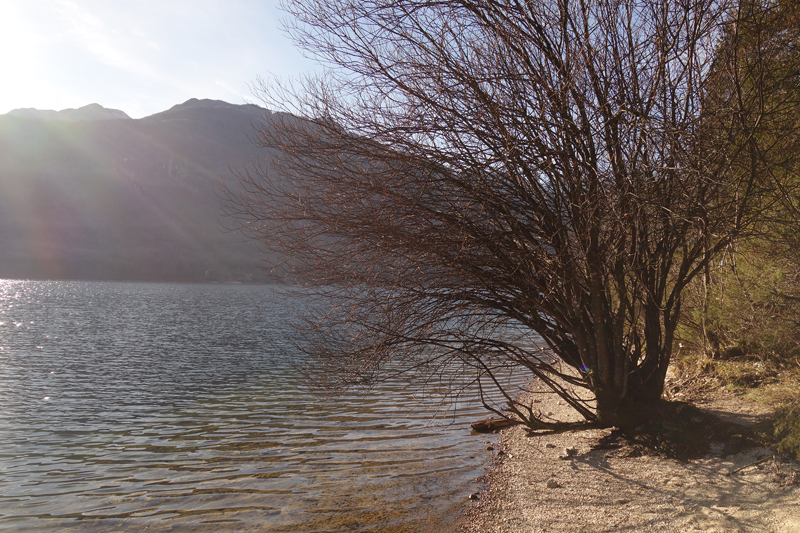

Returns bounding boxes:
[0,281,498,532]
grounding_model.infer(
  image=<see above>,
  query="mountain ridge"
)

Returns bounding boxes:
[0,99,283,282]
[7,103,132,122]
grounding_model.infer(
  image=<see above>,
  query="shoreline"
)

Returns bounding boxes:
[461,386,800,532]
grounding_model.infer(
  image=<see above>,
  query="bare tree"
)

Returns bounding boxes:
[225,0,790,428]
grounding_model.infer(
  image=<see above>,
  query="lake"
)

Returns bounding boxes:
[0,281,498,532]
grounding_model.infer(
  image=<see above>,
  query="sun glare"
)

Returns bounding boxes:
[0,2,46,112]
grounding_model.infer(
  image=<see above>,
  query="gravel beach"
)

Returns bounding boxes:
[463,386,800,533]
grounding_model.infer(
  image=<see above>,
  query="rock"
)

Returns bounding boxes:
[545,443,556,448]
[560,446,578,459]
[546,479,562,489]
[469,492,480,500]
[487,446,494,451]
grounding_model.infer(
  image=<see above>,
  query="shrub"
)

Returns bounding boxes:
[775,398,800,461]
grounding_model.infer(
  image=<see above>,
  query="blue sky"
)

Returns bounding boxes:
[0,0,318,118]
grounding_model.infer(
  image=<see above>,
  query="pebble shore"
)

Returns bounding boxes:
[462,387,800,533]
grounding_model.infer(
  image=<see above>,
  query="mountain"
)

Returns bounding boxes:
[0,99,284,282]
[7,103,131,122]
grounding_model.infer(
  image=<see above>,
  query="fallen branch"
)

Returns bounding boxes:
[727,455,773,476]
[471,418,521,433]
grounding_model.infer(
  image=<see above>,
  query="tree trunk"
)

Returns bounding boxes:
[594,367,668,428]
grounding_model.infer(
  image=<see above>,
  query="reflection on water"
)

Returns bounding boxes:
[0,281,501,532]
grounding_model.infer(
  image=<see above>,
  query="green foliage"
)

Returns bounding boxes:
[775,398,800,461]
[676,0,800,413]
[679,246,800,367]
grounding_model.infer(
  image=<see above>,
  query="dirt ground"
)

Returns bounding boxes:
[462,384,800,533]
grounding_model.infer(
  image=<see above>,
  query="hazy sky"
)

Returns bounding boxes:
[0,0,318,118]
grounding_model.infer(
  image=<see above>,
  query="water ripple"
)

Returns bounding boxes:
[0,281,513,532]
